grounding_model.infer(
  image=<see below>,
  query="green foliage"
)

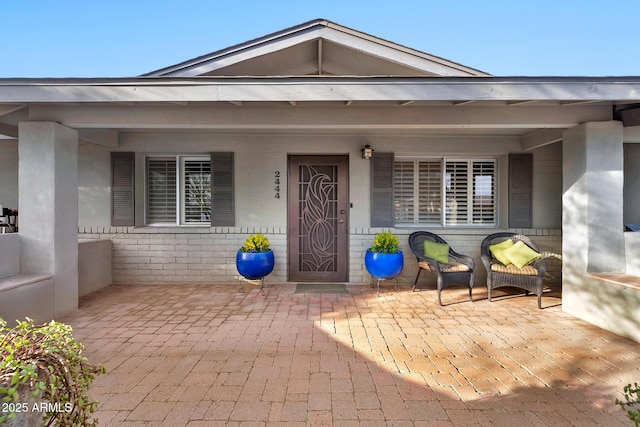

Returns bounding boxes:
[616,382,640,426]
[0,318,105,426]
[240,233,271,253]
[370,231,401,254]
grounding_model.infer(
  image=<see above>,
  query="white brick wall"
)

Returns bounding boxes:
[79,227,562,287]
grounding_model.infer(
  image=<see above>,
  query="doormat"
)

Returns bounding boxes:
[295,283,349,294]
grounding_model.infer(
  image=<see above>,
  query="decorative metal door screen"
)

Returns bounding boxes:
[288,156,348,282]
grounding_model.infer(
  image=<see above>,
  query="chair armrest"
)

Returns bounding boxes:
[450,251,475,270]
[480,254,492,270]
[532,258,547,277]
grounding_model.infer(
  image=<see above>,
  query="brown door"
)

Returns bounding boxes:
[288,155,349,282]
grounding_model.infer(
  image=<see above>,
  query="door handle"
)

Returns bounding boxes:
[338,219,345,223]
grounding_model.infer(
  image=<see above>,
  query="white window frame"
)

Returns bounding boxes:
[394,156,497,227]
[145,154,211,226]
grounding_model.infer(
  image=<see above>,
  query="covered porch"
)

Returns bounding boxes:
[1,19,640,344]
[1,79,640,342]
[60,282,637,426]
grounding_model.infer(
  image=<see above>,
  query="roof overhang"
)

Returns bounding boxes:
[1,76,640,103]
[2,76,640,149]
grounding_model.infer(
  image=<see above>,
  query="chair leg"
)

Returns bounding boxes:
[436,277,443,306]
[412,269,422,292]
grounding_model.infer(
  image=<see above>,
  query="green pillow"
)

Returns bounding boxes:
[423,240,450,264]
[502,240,541,268]
[489,239,515,265]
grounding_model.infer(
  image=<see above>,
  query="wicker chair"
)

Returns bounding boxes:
[408,231,475,306]
[480,232,547,309]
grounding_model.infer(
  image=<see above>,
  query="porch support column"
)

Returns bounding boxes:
[562,121,631,329]
[19,121,78,317]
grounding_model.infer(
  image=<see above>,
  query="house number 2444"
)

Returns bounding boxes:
[274,171,281,199]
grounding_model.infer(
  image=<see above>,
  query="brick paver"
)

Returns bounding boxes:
[60,283,639,426]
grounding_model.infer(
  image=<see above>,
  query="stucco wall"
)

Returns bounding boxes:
[0,132,564,287]
[0,140,18,210]
[625,232,640,276]
[77,133,561,229]
[78,239,112,296]
[624,143,640,225]
[0,234,19,277]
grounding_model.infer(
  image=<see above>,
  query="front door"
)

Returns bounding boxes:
[288,155,349,282]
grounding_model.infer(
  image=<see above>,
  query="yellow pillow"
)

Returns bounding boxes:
[502,241,541,269]
[423,240,450,264]
[489,239,514,266]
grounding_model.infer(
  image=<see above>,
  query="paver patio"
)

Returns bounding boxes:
[60,282,639,426]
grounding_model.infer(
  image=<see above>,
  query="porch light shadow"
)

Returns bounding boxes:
[58,283,636,425]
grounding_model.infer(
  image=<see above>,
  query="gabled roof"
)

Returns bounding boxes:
[144,19,491,78]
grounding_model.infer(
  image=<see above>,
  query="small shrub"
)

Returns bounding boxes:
[371,231,400,254]
[0,318,105,426]
[240,233,271,253]
[616,382,640,426]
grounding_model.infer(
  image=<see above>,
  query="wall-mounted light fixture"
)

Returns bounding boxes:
[361,144,374,160]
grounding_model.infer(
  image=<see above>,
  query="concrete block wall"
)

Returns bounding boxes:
[79,227,561,287]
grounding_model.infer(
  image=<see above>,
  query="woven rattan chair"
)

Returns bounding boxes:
[408,231,475,306]
[480,232,547,309]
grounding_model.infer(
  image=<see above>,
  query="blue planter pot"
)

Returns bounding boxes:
[236,250,275,280]
[365,249,404,279]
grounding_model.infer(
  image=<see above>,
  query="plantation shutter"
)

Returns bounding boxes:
[445,161,469,225]
[146,158,177,224]
[111,152,135,226]
[210,152,235,226]
[370,152,394,227]
[183,159,212,223]
[509,153,533,228]
[472,161,496,224]
[418,161,443,224]
[393,161,414,224]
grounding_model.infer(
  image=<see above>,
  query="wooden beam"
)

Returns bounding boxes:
[28,104,612,131]
[559,100,600,106]
[506,100,539,106]
[621,108,640,127]
[453,100,476,106]
[318,38,323,75]
[0,104,26,117]
[77,129,119,147]
[0,122,18,138]
[521,128,564,151]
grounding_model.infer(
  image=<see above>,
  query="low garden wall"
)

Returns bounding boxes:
[78,227,562,287]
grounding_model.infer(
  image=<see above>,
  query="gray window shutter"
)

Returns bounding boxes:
[509,153,533,228]
[111,152,135,226]
[211,152,235,226]
[370,152,394,227]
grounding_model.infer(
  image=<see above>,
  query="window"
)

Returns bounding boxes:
[146,156,211,225]
[394,158,496,226]
[111,152,234,227]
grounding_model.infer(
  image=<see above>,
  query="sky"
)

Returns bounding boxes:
[1,0,639,78]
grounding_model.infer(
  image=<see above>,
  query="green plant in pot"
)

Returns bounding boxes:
[236,233,275,280]
[0,317,105,426]
[365,231,404,281]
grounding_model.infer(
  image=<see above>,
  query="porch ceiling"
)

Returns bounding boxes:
[1,76,640,147]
